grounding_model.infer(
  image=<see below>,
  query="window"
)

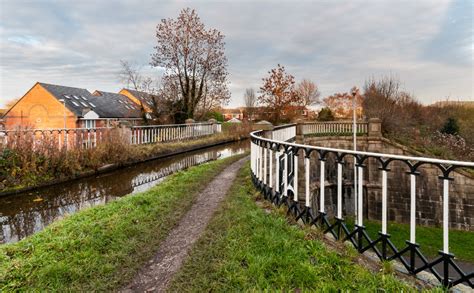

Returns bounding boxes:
[80,102,88,107]
[72,101,80,107]
[81,96,88,101]
[89,102,96,108]
[85,120,96,129]
[73,95,80,100]
[118,100,123,104]
[64,95,71,99]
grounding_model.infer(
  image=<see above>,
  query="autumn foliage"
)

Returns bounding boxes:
[323,90,363,119]
[258,64,303,123]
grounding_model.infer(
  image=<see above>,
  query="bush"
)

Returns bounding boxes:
[441,117,459,135]
[317,107,335,121]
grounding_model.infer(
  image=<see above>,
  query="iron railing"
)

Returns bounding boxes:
[250,124,473,288]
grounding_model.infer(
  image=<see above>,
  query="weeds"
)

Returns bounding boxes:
[0,126,248,192]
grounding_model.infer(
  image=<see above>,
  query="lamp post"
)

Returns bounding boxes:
[351,87,358,224]
[58,99,67,149]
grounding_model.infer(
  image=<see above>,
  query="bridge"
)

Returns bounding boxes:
[250,121,474,288]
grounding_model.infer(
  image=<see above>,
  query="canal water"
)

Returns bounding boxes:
[0,140,249,244]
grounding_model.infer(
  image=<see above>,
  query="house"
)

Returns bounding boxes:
[119,88,156,113]
[222,108,244,121]
[3,82,144,130]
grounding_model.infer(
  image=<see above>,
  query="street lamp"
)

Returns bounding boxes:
[58,99,67,149]
[351,87,358,224]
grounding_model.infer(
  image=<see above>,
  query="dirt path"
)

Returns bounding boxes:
[121,156,248,293]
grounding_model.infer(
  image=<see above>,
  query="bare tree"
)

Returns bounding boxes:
[296,79,320,106]
[258,64,302,123]
[243,88,257,121]
[151,8,230,120]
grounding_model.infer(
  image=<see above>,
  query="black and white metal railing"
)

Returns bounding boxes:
[130,123,221,145]
[250,124,474,288]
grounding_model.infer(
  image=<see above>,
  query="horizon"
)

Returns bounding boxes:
[0,0,472,109]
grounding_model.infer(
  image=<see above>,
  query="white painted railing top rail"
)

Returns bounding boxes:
[302,121,368,135]
[130,122,221,145]
[250,127,474,288]
[0,122,222,149]
[271,124,296,142]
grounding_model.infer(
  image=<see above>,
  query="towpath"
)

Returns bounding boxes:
[121,156,248,292]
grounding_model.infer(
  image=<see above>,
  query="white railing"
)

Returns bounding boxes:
[130,122,221,145]
[0,123,222,149]
[250,125,474,288]
[0,127,109,150]
[271,124,296,142]
[302,121,368,136]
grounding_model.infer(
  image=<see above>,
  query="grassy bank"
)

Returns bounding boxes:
[0,131,245,193]
[169,165,414,291]
[361,220,474,263]
[0,154,245,291]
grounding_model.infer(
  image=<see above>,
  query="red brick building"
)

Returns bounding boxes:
[3,82,144,130]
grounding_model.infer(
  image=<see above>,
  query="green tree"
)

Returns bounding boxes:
[441,117,459,135]
[206,111,224,122]
[317,107,335,121]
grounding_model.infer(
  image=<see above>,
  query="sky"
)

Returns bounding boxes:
[0,0,472,109]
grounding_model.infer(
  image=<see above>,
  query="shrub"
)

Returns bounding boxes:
[441,117,459,135]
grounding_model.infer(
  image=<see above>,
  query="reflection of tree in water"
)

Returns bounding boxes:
[0,142,247,244]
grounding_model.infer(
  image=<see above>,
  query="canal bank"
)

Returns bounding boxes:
[0,134,247,197]
[0,140,248,243]
[0,154,247,291]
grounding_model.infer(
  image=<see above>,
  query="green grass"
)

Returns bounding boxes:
[0,154,245,292]
[361,220,474,263]
[169,164,414,291]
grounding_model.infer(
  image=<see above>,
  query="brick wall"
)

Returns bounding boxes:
[4,83,77,130]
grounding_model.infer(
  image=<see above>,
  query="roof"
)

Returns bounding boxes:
[121,88,155,108]
[92,91,143,118]
[227,117,242,123]
[39,82,109,118]
[39,83,143,119]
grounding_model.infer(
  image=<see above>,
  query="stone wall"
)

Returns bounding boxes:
[299,135,474,231]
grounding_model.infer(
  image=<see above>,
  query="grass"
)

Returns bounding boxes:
[169,164,414,291]
[361,219,474,263]
[0,154,245,292]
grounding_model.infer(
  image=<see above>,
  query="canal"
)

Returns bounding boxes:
[0,140,249,244]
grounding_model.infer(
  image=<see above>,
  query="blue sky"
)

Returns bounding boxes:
[0,0,472,108]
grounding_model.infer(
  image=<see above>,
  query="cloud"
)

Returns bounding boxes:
[0,0,472,108]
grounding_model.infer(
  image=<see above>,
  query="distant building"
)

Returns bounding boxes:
[222,108,244,121]
[3,82,144,130]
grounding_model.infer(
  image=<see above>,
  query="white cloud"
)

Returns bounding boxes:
[0,0,471,109]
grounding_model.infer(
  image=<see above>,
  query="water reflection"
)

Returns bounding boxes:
[0,141,248,244]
